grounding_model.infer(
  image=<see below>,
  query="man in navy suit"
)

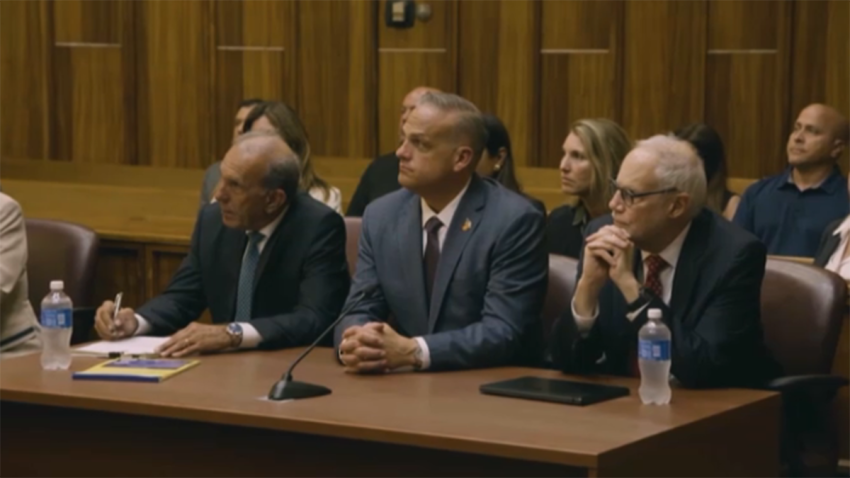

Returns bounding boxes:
[335,92,548,372]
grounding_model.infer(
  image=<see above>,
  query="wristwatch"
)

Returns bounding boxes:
[625,286,653,313]
[226,323,244,348]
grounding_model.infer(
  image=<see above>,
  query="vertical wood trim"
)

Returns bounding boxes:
[122,0,138,165]
[776,0,795,175]
[528,0,542,166]
[449,0,459,93]
[611,0,625,126]
[42,0,56,160]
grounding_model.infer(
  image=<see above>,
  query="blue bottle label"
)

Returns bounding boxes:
[41,308,72,328]
[638,339,670,361]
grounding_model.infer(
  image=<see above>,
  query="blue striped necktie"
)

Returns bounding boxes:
[234,231,265,321]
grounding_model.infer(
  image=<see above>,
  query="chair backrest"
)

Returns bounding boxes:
[25,219,99,314]
[760,258,847,376]
[542,254,578,344]
[343,217,362,277]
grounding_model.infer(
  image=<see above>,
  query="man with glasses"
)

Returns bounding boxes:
[549,135,780,388]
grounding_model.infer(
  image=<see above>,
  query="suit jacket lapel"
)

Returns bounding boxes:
[815,232,841,267]
[398,195,430,337]
[222,229,248,321]
[670,212,710,320]
[428,177,486,332]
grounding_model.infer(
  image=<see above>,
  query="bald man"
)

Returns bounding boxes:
[95,132,350,355]
[734,104,850,256]
[346,86,441,216]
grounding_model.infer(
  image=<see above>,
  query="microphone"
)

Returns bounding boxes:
[267,284,380,401]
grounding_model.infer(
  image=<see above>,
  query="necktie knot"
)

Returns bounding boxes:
[249,231,265,246]
[645,254,668,275]
[425,217,443,235]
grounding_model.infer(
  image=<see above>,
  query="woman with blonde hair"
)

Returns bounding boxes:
[546,118,631,258]
[243,101,342,213]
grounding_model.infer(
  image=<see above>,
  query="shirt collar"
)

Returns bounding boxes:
[421,179,471,230]
[572,203,589,227]
[641,222,692,270]
[249,205,288,240]
[779,165,844,194]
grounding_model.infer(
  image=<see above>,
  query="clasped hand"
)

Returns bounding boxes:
[582,225,638,290]
[339,322,418,374]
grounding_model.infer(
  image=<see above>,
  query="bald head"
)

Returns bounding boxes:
[788,103,849,167]
[399,86,443,138]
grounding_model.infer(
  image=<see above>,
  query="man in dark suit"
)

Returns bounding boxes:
[346,86,440,217]
[550,135,779,388]
[95,132,350,356]
[335,92,548,372]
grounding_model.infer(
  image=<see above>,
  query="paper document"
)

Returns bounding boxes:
[74,336,169,356]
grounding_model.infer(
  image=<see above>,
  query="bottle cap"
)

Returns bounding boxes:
[648,308,662,320]
[49,280,64,291]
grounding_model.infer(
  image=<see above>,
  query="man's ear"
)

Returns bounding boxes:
[830,139,847,160]
[668,193,690,219]
[266,188,287,213]
[454,146,475,172]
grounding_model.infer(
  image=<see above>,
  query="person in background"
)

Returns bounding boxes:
[476,113,545,214]
[674,123,740,220]
[94,132,350,355]
[733,104,850,257]
[549,135,780,388]
[346,86,441,217]
[335,92,548,372]
[243,101,342,213]
[813,171,850,277]
[0,192,40,358]
[546,119,631,258]
[200,98,263,207]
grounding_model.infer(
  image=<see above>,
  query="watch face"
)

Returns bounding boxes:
[228,323,242,334]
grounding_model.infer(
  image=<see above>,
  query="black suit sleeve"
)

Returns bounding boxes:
[813,218,843,267]
[250,211,351,349]
[137,213,208,335]
[346,163,374,217]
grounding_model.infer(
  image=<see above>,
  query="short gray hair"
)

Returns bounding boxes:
[236,131,301,200]
[417,92,488,161]
[635,135,707,218]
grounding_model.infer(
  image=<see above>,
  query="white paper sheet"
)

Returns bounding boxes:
[74,336,169,356]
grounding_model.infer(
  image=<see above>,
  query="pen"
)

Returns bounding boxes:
[111,292,124,334]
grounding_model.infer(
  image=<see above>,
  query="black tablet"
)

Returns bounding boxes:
[480,376,630,406]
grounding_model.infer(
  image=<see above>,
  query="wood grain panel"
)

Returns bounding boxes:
[537,1,623,168]
[0,0,51,160]
[144,245,188,298]
[213,0,296,163]
[708,0,779,51]
[459,1,538,166]
[377,1,456,155]
[298,0,376,158]
[135,0,212,168]
[93,242,145,310]
[622,0,706,141]
[53,0,120,44]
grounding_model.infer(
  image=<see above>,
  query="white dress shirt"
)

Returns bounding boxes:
[135,208,288,349]
[825,215,850,280]
[572,223,692,332]
[404,179,471,370]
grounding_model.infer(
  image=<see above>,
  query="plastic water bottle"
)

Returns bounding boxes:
[40,280,73,370]
[638,308,672,405]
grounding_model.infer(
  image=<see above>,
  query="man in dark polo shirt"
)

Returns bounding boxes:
[733,104,850,257]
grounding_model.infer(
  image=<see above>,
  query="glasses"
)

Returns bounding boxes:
[609,178,677,206]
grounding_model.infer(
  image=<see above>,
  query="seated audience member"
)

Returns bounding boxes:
[733,104,850,257]
[200,98,263,207]
[346,86,441,217]
[335,92,548,372]
[0,193,40,358]
[243,101,342,213]
[674,123,740,220]
[814,172,850,277]
[550,135,780,388]
[94,133,350,356]
[477,113,546,214]
[546,119,631,258]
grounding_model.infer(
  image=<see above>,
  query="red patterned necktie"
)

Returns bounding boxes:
[629,254,669,377]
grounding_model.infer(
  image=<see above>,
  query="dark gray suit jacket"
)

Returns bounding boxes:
[199,162,221,209]
[334,175,549,370]
[137,194,351,349]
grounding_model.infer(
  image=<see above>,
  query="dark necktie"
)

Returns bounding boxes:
[235,231,265,321]
[629,254,669,377]
[423,217,443,301]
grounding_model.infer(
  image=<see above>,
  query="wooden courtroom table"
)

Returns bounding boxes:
[0,348,780,477]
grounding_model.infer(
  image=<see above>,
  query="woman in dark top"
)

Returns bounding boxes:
[477,113,546,214]
[673,123,740,220]
[546,118,631,258]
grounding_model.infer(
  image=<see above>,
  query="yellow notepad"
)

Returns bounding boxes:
[72,358,200,383]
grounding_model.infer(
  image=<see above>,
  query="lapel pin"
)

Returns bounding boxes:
[462,218,472,232]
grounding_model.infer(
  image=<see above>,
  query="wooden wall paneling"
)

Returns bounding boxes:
[537,0,623,168]
[51,0,136,164]
[622,1,706,144]
[0,0,52,160]
[134,0,212,168]
[212,0,297,163]
[458,1,538,166]
[93,242,146,311]
[377,0,457,155]
[705,0,792,179]
[145,245,212,324]
[298,0,376,159]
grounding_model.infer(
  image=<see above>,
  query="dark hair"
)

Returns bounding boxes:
[673,123,729,214]
[239,98,263,109]
[481,113,522,193]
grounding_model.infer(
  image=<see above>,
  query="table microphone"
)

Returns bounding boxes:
[267,284,379,401]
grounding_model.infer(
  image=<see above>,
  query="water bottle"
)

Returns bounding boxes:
[638,308,672,405]
[40,280,73,370]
